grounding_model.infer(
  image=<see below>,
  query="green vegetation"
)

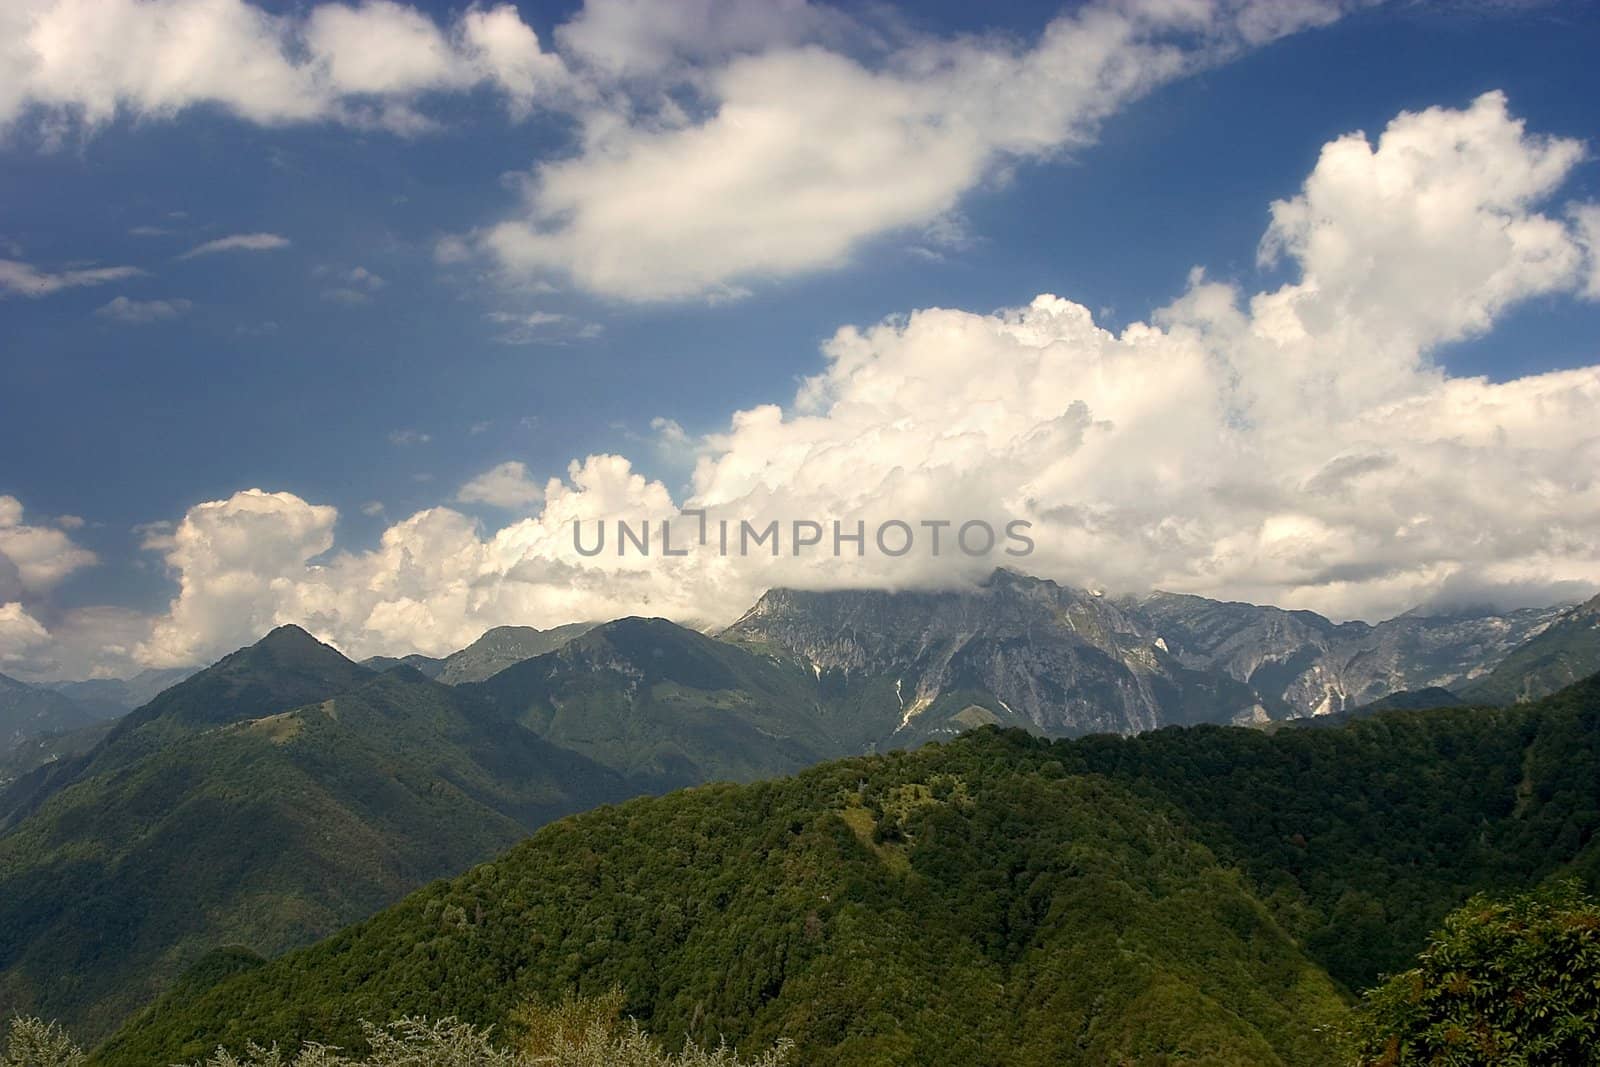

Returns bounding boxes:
[96,673,1600,1066]
[0,635,633,1043]
[1353,883,1600,1065]
[1,1017,84,1067]
[0,673,104,772]
[98,731,1354,1066]
[434,623,595,685]
[0,626,372,832]
[9,610,1600,1062]
[7,992,790,1067]
[472,619,844,786]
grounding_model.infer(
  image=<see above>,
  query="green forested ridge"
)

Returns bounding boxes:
[0,616,893,1043]
[435,622,597,685]
[98,741,1349,1067]
[0,645,635,1041]
[471,618,844,787]
[0,627,373,833]
[95,674,1600,1067]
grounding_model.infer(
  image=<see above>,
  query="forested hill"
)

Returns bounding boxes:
[99,673,1600,1067]
[0,641,634,1042]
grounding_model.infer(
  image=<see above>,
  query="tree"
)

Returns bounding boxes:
[1354,882,1600,1065]
[0,1018,85,1067]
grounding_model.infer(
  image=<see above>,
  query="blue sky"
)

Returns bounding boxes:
[3,0,1600,678]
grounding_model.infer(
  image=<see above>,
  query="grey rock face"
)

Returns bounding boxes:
[724,571,1260,739]
[1138,592,1565,716]
[725,570,1577,736]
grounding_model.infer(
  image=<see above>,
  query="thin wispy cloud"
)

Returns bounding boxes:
[388,430,432,446]
[0,259,144,297]
[485,310,601,344]
[94,296,192,323]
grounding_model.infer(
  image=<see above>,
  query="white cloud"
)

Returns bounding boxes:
[305,1,468,97]
[483,309,601,344]
[138,489,339,666]
[456,461,546,510]
[320,265,387,304]
[28,92,1600,676]
[4,1,1363,302]
[0,495,97,597]
[178,233,289,259]
[94,295,192,322]
[388,429,431,446]
[650,417,691,450]
[554,0,854,79]
[480,0,1360,300]
[0,258,143,297]
[0,0,565,134]
[1574,202,1600,300]
[0,603,51,670]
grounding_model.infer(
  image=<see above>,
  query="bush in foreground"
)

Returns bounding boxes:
[2,992,789,1067]
[1354,882,1600,1065]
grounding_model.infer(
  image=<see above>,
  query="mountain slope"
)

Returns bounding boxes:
[473,617,839,787]
[1456,593,1600,705]
[0,626,373,831]
[723,574,1571,733]
[434,622,596,685]
[0,672,98,752]
[359,653,445,678]
[723,571,1263,740]
[100,672,1600,1066]
[97,734,1348,1067]
[43,668,195,720]
[1136,591,1564,716]
[0,651,632,1041]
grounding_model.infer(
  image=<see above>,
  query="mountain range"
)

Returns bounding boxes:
[721,572,1584,738]
[2,570,1598,1049]
[0,667,195,791]
[0,626,632,1039]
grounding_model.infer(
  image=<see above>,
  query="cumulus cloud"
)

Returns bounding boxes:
[138,489,339,666]
[480,0,1361,300]
[20,92,1600,676]
[0,0,566,134]
[0,603,51,670]
[3,1,1366,302]
[0,495,96,596]
[0,258,142,297]
[94,295,192,322]
[456,461,546,510]
[178,233,289,259]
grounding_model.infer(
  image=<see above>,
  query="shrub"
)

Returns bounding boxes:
[1354,882,1600,1065]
